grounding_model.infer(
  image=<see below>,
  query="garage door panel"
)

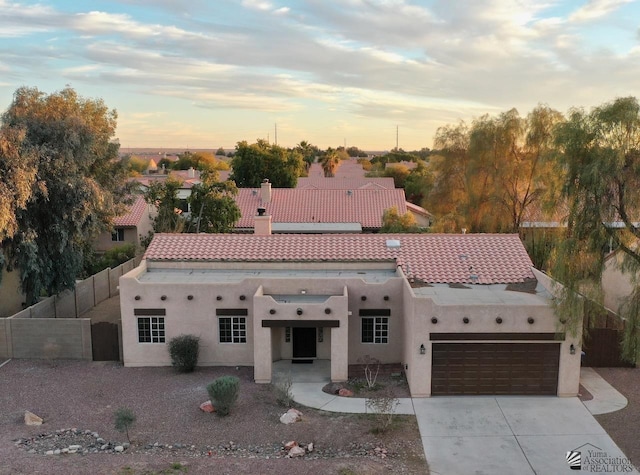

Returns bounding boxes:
[431,342,560,396]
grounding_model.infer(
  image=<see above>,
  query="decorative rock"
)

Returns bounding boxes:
[288,446,305,458]
[200,400,215,413]
[101,444,109,451]
[284,440,298,450]
[115,445,124,452]
[307,442,314,453]
[279,408,302,424]
[45,450,54,455]
[24,411,43,426]
[53,449,61,455]
[122,442,130,449]
[68,445,81,451]
[62,448,69,454]
[338,388,354,397]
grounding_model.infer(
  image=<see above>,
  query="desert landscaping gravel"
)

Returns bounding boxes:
[0,359,427,475]
[592,367,640,469]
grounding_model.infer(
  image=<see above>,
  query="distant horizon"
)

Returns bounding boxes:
[2,1,639,150]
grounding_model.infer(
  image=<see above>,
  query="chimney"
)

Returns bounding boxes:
[260,178,271,203]
[188,167,195,178]
[254,207,272,235]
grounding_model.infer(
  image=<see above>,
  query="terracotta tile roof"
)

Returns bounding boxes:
[144,233,535,284]
[308,160,367,179]
[114,196,148,227]
[297,177,395,190]
[235,188,408,229]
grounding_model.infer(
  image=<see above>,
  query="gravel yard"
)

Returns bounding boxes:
[0,359,427,475]
[592,367,640,468]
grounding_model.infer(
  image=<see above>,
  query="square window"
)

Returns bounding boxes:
[137,317,165,343]
[219,317,246,343]
[361,317,388,344]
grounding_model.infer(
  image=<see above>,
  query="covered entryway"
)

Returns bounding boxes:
[431,342,560,395]
[293,327,316,359]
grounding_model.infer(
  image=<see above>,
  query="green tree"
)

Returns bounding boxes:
[230,140,303,187]
[404,160,433,205]
[320,147,341,177]
[382,163,410,188]
[122,155,149,176]
[552,96,640,361]
[173,151,223,171]
[186,170,241,233]
[215,147,226,156]
[380,207,423,233]
[143,177,186,233]
[295,140,319,170]
[0,86,133,304]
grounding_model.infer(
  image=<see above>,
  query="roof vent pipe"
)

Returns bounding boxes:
[257,207,266,216]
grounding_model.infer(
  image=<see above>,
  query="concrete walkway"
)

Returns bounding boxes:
[286,363,637,475]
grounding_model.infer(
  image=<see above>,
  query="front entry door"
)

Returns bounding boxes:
[292,327,317,358]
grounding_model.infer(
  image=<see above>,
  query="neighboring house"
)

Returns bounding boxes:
[135,168,201,213]
[235,180,411,233]
[94,196,156,252]
[308,160,368,179]
[119,230,581,397]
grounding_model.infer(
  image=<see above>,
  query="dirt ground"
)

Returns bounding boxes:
[592,367,640,468]
[0,359,427,475]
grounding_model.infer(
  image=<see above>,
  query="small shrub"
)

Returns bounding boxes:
[366,392,399,433]
[168,334,200,373]
[273,372,294,407]
[207,376,240,416]
[114,407,136,443]
[358,355,381,389]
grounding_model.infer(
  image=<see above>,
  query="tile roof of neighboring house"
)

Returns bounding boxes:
[406,201,432,218]
[235,188,408,229]
[133,170,202,189]
[114,196,148,227]
[308,160,368,179]
[297,177,395,190]
[144,233,535,284]
[520,201,570,227]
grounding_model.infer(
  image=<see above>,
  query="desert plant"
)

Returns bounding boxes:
[168,334,200,372]
[114,407,136,443]
[366,392,399,433]
[359,355,381,389]
[207,375,240,416]
[273,372,294,407]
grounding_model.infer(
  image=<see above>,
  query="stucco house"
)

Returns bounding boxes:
[94,196,156,253]
[119,230,581,397]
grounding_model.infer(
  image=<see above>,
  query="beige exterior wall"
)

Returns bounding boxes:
[602,252,635,313]
[0,267,25,317]
[120,261,581,397]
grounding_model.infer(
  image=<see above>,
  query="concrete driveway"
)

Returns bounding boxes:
[415,396,639,475]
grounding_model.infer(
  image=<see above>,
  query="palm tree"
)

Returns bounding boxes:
[320,148,340,177]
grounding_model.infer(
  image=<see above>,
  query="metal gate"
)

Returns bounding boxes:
[91,322,120,361]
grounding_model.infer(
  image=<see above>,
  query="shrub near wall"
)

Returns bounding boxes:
[168,335,200,373]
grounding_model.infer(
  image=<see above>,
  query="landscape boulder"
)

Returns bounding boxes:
[199,400,215,413]
[284,440,298,450]
[338,388,354,397]
[279,408,303,424]
[288,446,306,458]
[24,411,43,426]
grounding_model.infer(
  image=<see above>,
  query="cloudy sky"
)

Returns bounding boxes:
[0,0,638,151]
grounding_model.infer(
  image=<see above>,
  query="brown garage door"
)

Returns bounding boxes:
[431,343,560,396]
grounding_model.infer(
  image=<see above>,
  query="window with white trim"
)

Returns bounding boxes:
[361,317,389,344]
[219,317,247,343]
[137,317,165,343]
